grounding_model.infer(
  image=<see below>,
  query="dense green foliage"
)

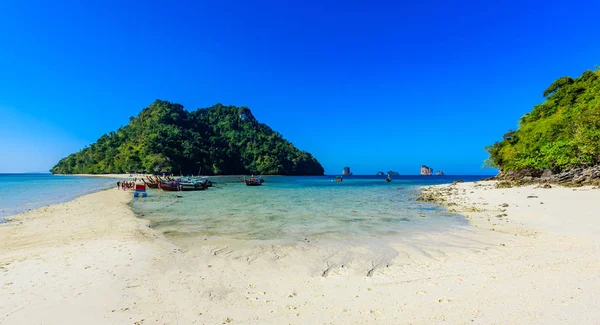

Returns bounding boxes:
[51,100,324,175]
[486,69,600,171]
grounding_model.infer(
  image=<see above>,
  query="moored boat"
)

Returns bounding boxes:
[179,182,207,191]
[159,183,180,191]
[143,175,166,189]
[143,179,159,189]
[244,177,262,186]
[159,180,206,191]
[179,177,213,188]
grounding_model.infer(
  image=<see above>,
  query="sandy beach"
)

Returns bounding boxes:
[1,181,600,324]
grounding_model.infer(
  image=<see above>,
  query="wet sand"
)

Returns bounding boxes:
[1,182,599,324]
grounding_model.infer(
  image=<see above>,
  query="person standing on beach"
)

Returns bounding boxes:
[117,181,121,189]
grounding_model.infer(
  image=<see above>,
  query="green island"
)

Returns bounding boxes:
[486,69,600,182]
[51,100,324,175]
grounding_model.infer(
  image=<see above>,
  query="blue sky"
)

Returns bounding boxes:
[1,0,599,174]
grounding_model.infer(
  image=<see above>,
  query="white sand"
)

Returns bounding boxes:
[1,182,600,324]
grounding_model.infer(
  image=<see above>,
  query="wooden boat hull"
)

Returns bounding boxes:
[160,186,179,192]
[180,183,207,191]
[179,187,206,191]
[143,177,160,189]
[145,181,159,189]
[244,177,263,186]
[160,183,206,191]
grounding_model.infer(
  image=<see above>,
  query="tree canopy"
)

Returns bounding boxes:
[485,69,600,171]
[51,100,324,175]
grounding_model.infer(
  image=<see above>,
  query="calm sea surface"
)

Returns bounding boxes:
[0,174,118,220]
[131,175,488,242]
[0,174,489,241]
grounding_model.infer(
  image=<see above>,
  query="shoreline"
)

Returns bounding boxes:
[1,182,599,324]
[418,181,600,235]
[0,175,121,220]
[57,173,148,179]
[59,173,494,178]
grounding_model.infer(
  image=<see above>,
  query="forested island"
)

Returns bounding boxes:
[51,100,325,175]
[486,69,600,185]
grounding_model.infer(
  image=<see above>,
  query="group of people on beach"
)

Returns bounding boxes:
[117,181,135,190]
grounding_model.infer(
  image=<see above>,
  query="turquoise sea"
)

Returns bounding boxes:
[0,174,488,241]
[0,174,118,220]
[131,175,488,243]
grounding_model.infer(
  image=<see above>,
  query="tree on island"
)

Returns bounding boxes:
[485,69,600,172]
[51,100,325,176]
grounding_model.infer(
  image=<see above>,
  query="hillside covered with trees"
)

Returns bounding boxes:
[51,100,324,175]
[486,69,600,175]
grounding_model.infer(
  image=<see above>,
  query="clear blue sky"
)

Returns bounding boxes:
[1,0,599,175]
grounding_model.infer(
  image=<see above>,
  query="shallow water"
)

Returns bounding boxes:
[131,175,487,243]
[0,173,118,218]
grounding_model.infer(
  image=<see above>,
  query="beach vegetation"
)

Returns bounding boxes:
[486,69,600,171]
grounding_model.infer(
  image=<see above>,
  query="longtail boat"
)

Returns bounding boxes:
[143,178,159,189]
[244,177,262,186]
[159,183,180,191]
[160,181,206,191]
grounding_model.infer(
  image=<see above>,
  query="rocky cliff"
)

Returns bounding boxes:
[420,165,433,176]
[493,166,600,186]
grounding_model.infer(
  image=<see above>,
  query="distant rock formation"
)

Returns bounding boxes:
[377,170,399,176]
[436,170,445,176]
[420,165,433,175]
[342,167,352,176]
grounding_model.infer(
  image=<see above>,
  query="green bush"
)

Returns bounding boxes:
[486,69,600,171]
